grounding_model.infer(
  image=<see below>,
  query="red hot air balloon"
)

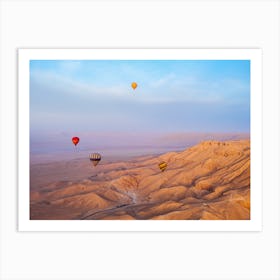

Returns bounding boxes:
[72,137,80,146]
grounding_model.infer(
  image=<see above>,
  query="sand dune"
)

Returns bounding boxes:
[30,140,250,220]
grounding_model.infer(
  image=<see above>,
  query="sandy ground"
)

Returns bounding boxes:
[30,140,250,220]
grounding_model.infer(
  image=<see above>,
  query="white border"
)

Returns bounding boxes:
[18,48,262,232]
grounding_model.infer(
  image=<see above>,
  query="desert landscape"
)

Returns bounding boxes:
[29,59,251,221]
[30,139,250,220]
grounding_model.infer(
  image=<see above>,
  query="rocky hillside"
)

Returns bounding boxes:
[30,140,250,220]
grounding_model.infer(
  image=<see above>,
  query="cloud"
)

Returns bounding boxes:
[149,73,176,88]
[30,69,130,101]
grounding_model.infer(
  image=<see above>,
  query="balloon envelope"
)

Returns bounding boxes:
[89,153,101,166]
[158,161,167,172]
[72,137,80,146]
[131,82,137,90]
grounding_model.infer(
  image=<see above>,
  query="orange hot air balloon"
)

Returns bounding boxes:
[131,82,137,90]
[72,137,80,146]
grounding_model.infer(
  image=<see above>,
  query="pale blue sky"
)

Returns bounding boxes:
[30,60,250,151]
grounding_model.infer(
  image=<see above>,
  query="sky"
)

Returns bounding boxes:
[30,60,250,153]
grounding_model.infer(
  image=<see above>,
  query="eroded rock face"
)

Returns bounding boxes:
[30,140,250,220]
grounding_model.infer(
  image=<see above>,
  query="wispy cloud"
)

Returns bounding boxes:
[150,73,176,88]
[31,67,249,106]
[31,69,129,100]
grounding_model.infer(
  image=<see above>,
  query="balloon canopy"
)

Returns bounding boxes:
[89,153,102,166]
[158,161,168,172]
[131,82,137,90]
[72,137,80,146]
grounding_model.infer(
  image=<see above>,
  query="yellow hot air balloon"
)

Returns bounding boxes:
[158,161,168,172]
[131,82,137,90]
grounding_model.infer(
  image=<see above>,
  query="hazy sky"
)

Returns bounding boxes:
[30,60,250,150]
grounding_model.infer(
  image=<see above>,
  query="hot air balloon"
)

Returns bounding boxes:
[89,153,101,166]
[131,82,137,90]
[72,137,80,146]
[158,161,167,172]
